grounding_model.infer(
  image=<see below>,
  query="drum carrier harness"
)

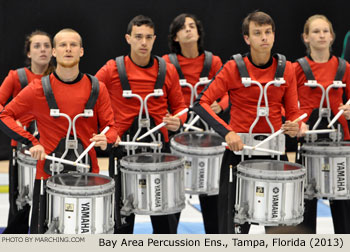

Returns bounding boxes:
[41,74,100,175]
[296,56,346,143]
[168,51,213,130]
[232,53,286,159]
[115,55,167,155]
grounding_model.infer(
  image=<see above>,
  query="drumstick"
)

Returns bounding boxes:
[221,143,284,155]
[184,115,201,132]
[75,126,110,163]
[253,113,307,149]
[136,108,188,141]
[327,98,350,128]
[305,129,337,135]
[183,123,204,132]
[24,150,90,169]
[118,141,161,147]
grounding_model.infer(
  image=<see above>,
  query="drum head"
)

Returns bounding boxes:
[237,160,305,179]
[46,173,114,194]
[120,153,184,172]
[170,132,225,155]
[302,141,350,154]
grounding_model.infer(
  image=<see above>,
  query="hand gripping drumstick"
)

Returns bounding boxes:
[253,113,307,149]
[24,150,90,169]
[221,143,284,155]
[327,98,350,128]
[136,108,188,141]
[75,126,110,163]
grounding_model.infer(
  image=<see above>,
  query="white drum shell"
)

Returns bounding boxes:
[302,141,350,199]
[170,132,224,195]
[46,173,115,234]
[120,153,185,215]
[235,160,305,226]
[16,148,37,208]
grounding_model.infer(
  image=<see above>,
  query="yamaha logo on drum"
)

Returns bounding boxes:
[154,178,162,208]
[336,161,346,192]
[271,187,280,218]
[80,202,91,233]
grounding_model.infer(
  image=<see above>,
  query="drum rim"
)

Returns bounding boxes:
[46,173,115,192]
[237,159,306,177]
[120,153,184,171]
[170,131,225,155]
[16,152,37,165]
[302,141,350,153]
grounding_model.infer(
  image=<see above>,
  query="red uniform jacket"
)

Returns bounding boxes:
[193,55,301,138]
[293,56,350,140]
[0,73,119,179]
[163,53,228,109]
[95,56,187,142]
[0,68,41,146]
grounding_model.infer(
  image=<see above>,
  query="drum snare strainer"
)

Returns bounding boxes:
[170,131,225,195]
[46,173,115,234]
[235,160,306,226]
[120,153,185,215]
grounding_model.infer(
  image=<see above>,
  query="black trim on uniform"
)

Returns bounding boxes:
[0,119,33,147]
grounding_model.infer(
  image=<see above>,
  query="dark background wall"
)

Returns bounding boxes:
[1,0,350,159]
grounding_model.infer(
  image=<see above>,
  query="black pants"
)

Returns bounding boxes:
[199,194,219,233]
[110,146,181,234]
[218,149,288,234]
[30,179,47,234]
[3,148,30,234]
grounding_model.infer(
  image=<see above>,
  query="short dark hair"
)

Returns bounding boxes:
[168,13,204,54]
[242,11,275,36]
[126,15,155,34]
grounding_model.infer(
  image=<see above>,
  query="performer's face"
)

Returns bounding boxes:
[244,22,275,54]
[53,31,83,68]
[27,35,52,67]
[126,25,156,60]
[303,18,333,53]
[174,17,199,46]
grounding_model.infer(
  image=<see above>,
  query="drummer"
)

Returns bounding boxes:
[0,30,54,234]
[294,14,350,234]
[193,11,303,233]
[0,28,119,233]
[95,15,187,234]
[163,13,226,234]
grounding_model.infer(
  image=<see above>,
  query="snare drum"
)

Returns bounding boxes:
[302,141,350,199]
[235,160,306,226]
[120,153,185,215]
[16,147,37,209]
[46,173,115,234]
[170,132,225,195]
